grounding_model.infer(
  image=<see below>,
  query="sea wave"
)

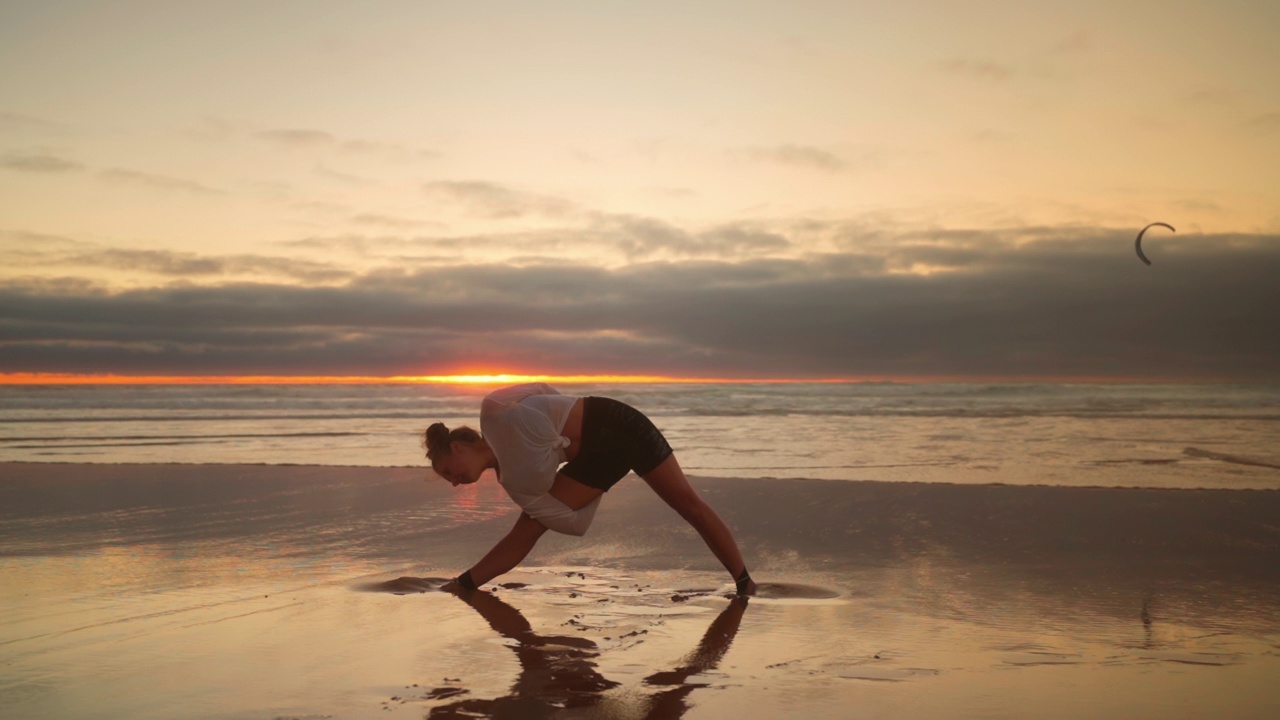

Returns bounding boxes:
[3,383,1279,489]
[0,431,363,442]
[1183,447,1280,470]
[2,409,1277,424]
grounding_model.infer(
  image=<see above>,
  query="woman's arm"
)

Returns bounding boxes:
[460,511,550,587]
[510,472,605,537]
[481,476,600,538]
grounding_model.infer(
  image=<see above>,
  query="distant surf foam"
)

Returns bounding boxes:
[3,382,1278,489]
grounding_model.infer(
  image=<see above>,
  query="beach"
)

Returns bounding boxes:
[6,0,1280,716]
[2,462,1278,719]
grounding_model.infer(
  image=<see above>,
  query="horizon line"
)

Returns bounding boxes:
[0,372,1226,385]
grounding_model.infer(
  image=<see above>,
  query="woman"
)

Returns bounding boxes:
[425,383,755,595]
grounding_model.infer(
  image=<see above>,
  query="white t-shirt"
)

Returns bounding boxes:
[480,383,601,536]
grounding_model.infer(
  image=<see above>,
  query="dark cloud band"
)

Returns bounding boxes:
[2,229,1277,380]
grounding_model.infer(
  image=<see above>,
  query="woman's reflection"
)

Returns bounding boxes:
[429,587,749,719]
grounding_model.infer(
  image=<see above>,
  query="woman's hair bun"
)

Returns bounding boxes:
[422,422,481,461]
[424,422,451,459]
[426,422,450,446]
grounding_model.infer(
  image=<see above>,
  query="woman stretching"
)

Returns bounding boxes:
[425,383,756,595]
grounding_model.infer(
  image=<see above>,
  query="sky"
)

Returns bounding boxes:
[2,0,1278,381]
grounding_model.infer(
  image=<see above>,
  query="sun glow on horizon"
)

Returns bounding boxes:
[0,372,1189,386]
[0,372,822,385]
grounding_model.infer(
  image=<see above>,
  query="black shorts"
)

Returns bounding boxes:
[560,396,674,492]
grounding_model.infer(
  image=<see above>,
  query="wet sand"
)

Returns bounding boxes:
[2,462,1278,719]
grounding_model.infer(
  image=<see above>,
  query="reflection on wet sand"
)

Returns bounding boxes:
[427,589,749,719]
[4,464,1279,719]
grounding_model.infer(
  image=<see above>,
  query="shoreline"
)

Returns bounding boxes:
[5,462,1278,589]
[3,459,1278,493]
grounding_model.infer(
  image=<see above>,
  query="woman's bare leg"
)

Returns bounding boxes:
[641,454,756,593]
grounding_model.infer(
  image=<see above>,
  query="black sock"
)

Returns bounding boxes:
[456,570,478,591]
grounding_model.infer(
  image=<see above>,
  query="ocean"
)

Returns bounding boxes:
[4,385,1280,718]
[2,382,1277,489]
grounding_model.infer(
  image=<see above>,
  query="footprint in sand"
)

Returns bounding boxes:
[1136,650,1242,666]
[999,651,1084,667]
[751,582,841,600]
[834,667,940,682]
[357,576,451,594]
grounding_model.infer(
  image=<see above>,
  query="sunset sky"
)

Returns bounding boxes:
[2,1,1278,381]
